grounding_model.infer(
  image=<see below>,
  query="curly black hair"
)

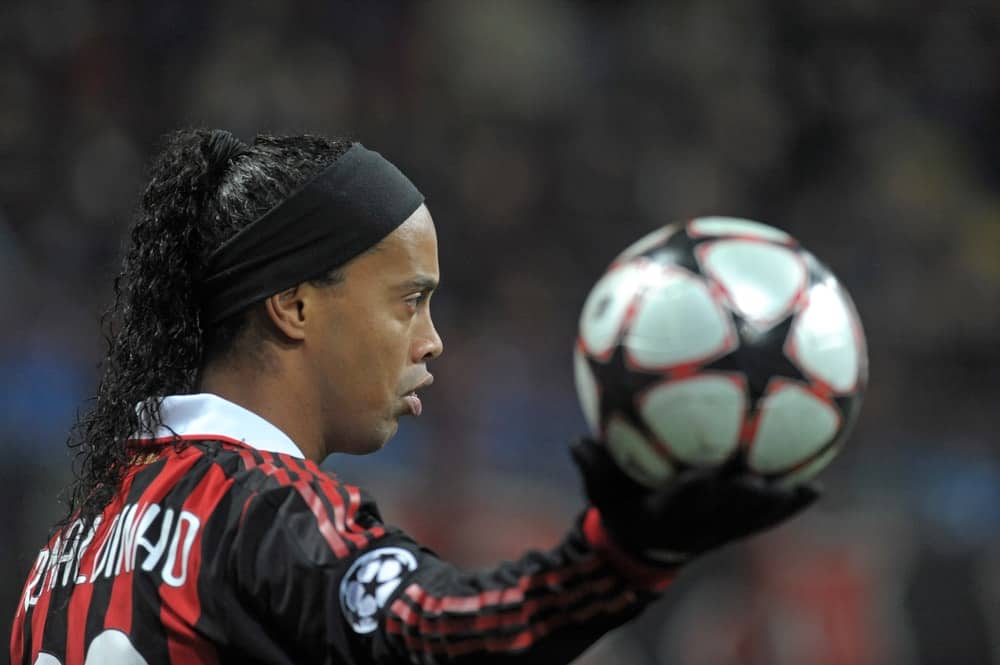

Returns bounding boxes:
[60,129,352,530]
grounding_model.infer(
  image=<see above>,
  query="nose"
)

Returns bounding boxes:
[413,315,444,363]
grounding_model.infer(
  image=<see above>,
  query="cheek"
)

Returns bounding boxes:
[348,316,412,394]
[321,311,380,384]
[379,325,413,382]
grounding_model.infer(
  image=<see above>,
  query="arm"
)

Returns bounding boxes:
[223,447,814,665]
[226,461,672,665]
[376,511,671,664]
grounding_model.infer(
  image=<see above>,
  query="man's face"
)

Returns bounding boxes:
[307,204,443,455]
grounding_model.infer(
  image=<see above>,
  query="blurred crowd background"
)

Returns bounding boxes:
[3,1,999,663]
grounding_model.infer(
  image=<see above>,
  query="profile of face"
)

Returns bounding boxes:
[305,204,443,455]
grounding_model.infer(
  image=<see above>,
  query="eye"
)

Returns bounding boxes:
[404,291,430,309]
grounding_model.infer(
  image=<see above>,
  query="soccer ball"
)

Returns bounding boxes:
[574,216,867,488]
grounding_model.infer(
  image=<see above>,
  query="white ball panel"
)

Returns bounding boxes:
[579,261,652,357]
[624,269,733,368]
[640,376,744,465]
[749,384,840,473]
[574,347,601,437]
[792,281,861,392]
[689,216,793,243]
[614,225,677,263]
[701,241,806,324]
[606,416,674,488]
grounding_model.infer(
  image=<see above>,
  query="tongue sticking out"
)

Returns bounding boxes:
[404,393,423,416]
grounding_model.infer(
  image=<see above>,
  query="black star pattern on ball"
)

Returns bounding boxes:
[579,221,874,482]
[637,226,705,275]
[702,312,808,412]
[835,393,863,428]
[586,344,666,442]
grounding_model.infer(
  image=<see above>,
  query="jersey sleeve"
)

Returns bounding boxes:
[374,509,676,665]
[224,452,676,665]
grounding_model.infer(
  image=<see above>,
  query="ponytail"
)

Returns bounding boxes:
[61,129,350,530]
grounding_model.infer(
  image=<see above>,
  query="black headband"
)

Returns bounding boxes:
[199,143,424,325]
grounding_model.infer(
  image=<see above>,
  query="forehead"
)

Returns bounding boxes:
[355,204,439,282]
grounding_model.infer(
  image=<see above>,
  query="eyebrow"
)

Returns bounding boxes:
[397,275,439,292]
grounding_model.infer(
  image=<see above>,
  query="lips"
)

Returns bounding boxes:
[402,375,433,417]
[410,375,434,393]
[403,393,422,416]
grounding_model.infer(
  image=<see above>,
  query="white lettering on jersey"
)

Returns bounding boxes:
[44,535,62,591]
[114,503,142,576]
[138,506,173,572]
[22,502,202,605]
[53,521,84,588]
[22,549,49,611]
[101,508,127,578]
[89,512,120,580]
[73,516,101,584]
[162,511,200,588]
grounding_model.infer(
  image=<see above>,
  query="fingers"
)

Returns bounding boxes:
[572,436,822,558]
[723,476,822,537]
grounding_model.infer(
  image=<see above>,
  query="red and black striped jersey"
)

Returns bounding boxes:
[11,394,674,665]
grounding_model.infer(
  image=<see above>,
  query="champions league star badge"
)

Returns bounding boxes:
[340,547,419,634]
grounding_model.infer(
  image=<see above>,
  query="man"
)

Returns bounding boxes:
[11,129,815,665]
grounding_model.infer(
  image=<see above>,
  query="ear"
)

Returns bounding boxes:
[264,285,309,341]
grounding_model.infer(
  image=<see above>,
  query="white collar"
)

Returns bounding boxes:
[134,393,306,459]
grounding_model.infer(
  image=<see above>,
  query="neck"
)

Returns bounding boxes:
[196,358,326,462]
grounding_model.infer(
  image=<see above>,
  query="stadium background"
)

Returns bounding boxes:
[2,1,999,663]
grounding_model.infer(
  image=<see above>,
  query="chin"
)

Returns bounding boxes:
[329,412,400,455]
[351,421,398,456]
[377,421,400,449]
